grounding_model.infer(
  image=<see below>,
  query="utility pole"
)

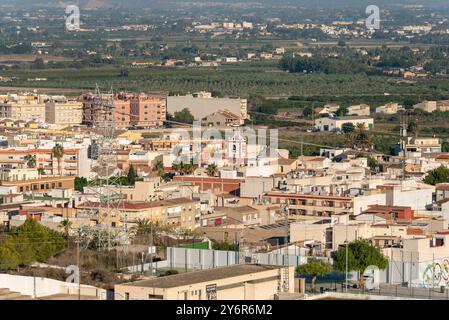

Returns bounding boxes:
[345,214,348,293]
[400,111,408,190]
[150,210,154,276]
[77,232,81,301]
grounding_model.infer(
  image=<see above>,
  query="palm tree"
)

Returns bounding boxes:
[344,132,356,149]
[24,154,36,168]
[59,219,73,239]
[152,160,164,176]
[130,218,152,236]
[52,144,64,175]
[172,161,183,175]
[354,123,372,150]
[37,167,45,176]
[206,163,218,177]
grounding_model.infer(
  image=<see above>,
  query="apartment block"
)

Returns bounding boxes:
[82,92,166,128]
[130,93,166,128]
[45,98,83,125]
[0,147,91,177]
[77,198,200,230]
[0,93,46,122]
[265,191,386,216]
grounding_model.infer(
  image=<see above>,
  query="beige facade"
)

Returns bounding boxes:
[413,101,437,113]
[376,102,403,114]
[0,97,45,122]
[0,167,39,182]
[77,198,200,230]
[119,179,161,202]
[114,264,294,300]
[45,100,83,125]
[348,104,370,116]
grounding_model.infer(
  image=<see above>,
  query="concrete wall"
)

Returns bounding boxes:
[386,188,433,210]
[166,247,313,271]
[353,193,386,215]
[0,274,106,299]
[290,223,328,244]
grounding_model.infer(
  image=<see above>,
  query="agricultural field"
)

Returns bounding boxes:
[1,64,449,99]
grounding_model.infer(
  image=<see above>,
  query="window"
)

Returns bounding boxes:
[125,292,129,300]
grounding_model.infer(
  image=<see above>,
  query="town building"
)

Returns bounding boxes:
[130,93,166,128]
[347,104,370,116]
[0,93,46,123]
[76,197,200,230]
[413,101,437,113]
[314,116,374,132]
[114,264,294,300]
[375,103,404,114]
[82,92,166,129]
[45,97,83,125]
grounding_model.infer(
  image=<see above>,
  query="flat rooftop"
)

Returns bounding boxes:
[124,264,280,289]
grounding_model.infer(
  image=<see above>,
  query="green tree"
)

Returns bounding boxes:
[152,160,164,176]
[407,120,418,137]
[59,219,73,239]
[127,165,137,186]
[24,154,36,168]
[32,57,45,69]
[333,239,388,288]
[37,168,45,176]
[75,177,88,192]
[297,258,332,293]
[302,106,313,118]
[206,163,218,177]
[423,165,449,185]
[173,108,194,124]
[443,141,449,153]
[353,123,372,150]
[6,219,65,267]
[212,241,239,251]
[0,245,20,271]
[52,144,64,175]
[367,156,379,171]
[341,122,355,134]
[336,106,349,117]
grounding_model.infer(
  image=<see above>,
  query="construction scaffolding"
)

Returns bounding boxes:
[78,85,128,251]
